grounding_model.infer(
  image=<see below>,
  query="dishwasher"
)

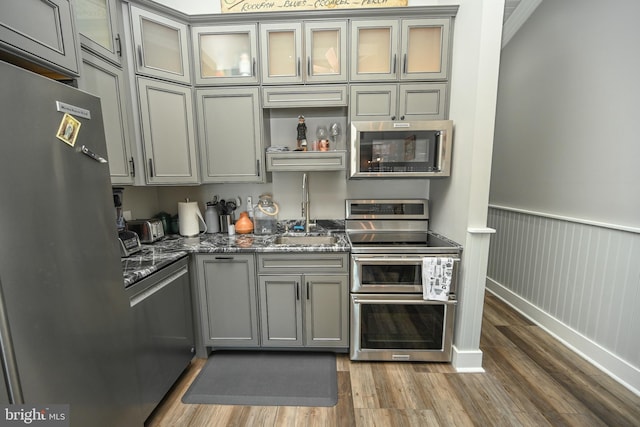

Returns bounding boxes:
[126,256,194,421]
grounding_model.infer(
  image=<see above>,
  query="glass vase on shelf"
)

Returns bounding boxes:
[316,125,329,151]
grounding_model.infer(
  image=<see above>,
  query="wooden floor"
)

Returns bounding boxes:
[146,294,640,426]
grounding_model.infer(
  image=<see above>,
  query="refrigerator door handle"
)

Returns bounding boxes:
[80,145,107,163]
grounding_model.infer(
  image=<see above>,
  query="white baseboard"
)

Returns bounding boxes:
[452,346,485,373]
[486,277,640,397]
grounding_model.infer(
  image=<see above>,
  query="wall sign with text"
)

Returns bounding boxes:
[221,0,407,13]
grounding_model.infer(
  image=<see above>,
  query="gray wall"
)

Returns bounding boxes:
[490,0,640,228]
[488,0,640,394]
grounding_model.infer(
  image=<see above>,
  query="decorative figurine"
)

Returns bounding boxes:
[296,115,307,149]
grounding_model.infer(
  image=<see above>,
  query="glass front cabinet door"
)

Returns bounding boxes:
[192,24,258,85]
[350,19,399,82]
[351,18,450,82]
[129,5,191,84]
[260,21,347,84]
[76,0,122,64]
[400,18,450,81]
[304,21,347,83]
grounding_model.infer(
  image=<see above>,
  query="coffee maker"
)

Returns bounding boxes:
[113,187,141,257]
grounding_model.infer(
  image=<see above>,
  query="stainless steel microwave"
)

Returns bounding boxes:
[350,120,453,178]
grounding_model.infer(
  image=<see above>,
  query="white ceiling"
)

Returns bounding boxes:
[502,0,542,47]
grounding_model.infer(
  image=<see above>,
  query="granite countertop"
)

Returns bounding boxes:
[122,220,348,287]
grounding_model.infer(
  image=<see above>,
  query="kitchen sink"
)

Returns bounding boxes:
[274,234,339,246]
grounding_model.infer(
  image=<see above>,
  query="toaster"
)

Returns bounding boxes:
[126,219,165,243]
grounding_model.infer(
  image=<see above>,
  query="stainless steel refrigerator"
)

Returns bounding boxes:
[0,61,142,426]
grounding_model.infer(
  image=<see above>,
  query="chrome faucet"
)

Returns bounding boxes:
[302,172,312,232]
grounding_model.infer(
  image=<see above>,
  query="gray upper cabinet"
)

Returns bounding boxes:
[192,24,259,86]
[400,18,450,81]
[129,5,191,84]
[196,254,259,348]
[137,77,199,185]
[0,0,79,77]
[260,21,347,85]
[75,0,123,65]
[350,19,398,82]
[196,87,263,183]
[350,18,451,82]
[79,50,135,184]
[350,82,448,121]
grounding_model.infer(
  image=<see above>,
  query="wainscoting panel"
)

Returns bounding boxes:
[487,207,640,369]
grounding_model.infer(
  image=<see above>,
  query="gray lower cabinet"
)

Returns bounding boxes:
[257,253,349,349]
[259,274,349,348]
[196,254,259,348]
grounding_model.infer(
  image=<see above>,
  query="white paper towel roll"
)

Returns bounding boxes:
[178,201,206,237]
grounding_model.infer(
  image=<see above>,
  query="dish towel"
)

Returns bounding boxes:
[422,257,454,301]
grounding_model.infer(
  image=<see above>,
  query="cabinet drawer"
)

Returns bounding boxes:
[262,85,348,108]
[266,151,346,171]
[257,253,348,274]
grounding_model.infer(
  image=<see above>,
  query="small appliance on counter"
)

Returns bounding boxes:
[178,199,207,237]
[127,218,165,243]
[114,187,142,257]
[118,230,142,257]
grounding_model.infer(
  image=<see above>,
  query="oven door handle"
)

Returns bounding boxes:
[352,295,457,305]
[353,256,460,264]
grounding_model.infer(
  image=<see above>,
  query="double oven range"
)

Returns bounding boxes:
[346,199,462,362]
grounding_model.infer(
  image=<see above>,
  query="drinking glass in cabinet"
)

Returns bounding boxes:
[199,33,252,77]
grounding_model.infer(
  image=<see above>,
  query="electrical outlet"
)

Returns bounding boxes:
[246,196,253,218]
